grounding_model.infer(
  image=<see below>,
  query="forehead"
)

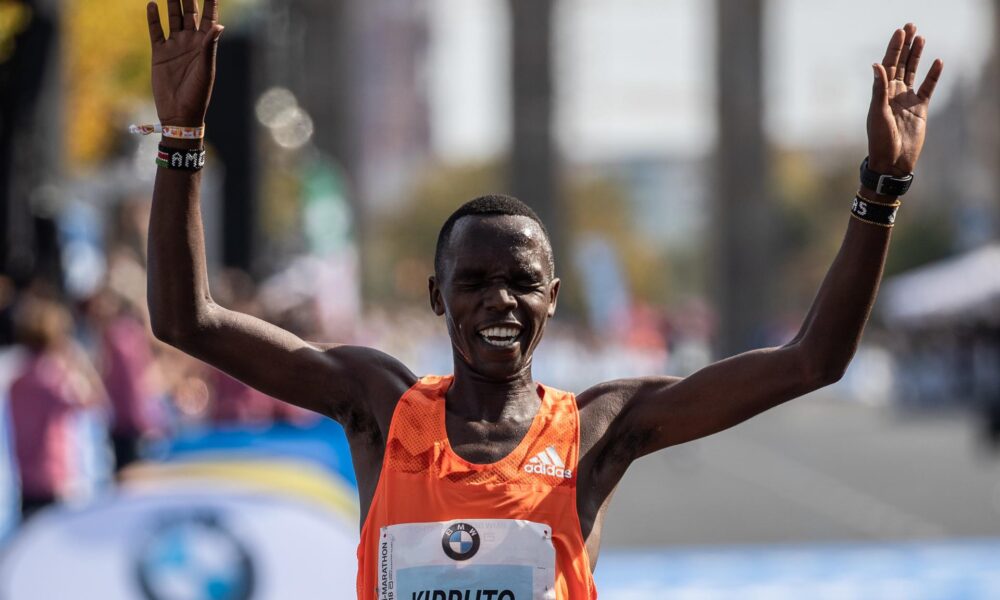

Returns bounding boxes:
[443,215,550,274]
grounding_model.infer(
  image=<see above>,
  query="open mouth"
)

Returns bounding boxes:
[477,325,522,348]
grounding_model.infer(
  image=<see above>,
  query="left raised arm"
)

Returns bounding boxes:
[594,24,943,458]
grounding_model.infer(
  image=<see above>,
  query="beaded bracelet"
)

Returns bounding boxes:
[850,194,900,227]
[156,145,206,171]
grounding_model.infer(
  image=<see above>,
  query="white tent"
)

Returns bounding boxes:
[882,244,1000,326]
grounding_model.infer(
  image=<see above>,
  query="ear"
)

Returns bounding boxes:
[428,275,445,316]
[546,278,560,318]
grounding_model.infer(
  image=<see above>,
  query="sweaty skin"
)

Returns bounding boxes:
[144,3,943,572]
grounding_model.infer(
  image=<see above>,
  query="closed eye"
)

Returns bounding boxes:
[514,281,544,293]
[453,279,485,290]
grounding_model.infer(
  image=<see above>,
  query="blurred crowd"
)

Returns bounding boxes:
[0,199,326,524]
[0,194,702,527]
[8,195,999,531]
[0,269,322,522]
[3,205,999,550]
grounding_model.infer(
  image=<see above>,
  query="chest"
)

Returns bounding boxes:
[444,413,536,464]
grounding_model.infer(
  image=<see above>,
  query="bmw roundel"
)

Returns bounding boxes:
[135,512,254,600]
[441,522,480,561]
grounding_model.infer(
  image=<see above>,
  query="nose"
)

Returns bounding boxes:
[484,284,517,311]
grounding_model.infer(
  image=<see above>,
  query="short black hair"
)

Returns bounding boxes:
[434,194,554,277]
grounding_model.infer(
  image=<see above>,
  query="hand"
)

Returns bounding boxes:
[146,0,224,127]
[867,23,944,176]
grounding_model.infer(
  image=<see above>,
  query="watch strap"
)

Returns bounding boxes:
[860,156,913,196]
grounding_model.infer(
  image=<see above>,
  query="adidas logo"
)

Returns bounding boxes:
[523,445,572,479]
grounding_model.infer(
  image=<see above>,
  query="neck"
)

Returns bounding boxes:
[448,357,539,423]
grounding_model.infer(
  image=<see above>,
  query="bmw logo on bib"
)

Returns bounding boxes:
[441,522,480,561]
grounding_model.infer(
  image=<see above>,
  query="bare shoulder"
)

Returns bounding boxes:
[576,376,682,460]
[319,344,418,434]
[322,344,418,383]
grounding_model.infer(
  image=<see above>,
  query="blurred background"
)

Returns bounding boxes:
[1,0,999,597]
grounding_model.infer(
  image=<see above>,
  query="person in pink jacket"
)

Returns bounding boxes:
[9,295,105,519]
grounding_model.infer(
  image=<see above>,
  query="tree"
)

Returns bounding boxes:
[715,0,772,354]
[508,0,563,282]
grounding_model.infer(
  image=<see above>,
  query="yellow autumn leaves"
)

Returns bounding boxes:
[64,0,159,165]
[0,0,31,64]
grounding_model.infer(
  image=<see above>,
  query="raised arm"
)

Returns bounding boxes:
[144,0,414,421]
[587,24,943,458]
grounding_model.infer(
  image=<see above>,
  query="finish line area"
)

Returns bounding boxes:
[595,540,1000,599]
[3,418,999,598]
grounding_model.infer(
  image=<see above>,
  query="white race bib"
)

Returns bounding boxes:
[377,519,557,600]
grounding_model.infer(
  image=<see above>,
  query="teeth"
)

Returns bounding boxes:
[481,326,519,338]
[478,326,521,347]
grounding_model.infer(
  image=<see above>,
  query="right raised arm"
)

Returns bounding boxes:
[144,0,414,420]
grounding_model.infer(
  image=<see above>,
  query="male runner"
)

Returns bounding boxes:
[144,1,943,597]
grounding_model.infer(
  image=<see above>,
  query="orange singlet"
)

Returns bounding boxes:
[357,375,597,600]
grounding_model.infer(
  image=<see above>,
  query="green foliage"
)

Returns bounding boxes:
[771,147,956,313]
[564,172,671,306]
[883,209,954,276]
[372,162,671,323]
[371,162,504,303]
[771,149,860,311]
[371,149,957,327]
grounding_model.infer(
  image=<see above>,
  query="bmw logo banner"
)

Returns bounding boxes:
[379,519,556,600]
[0,422,360,600]
[0,482,359,600]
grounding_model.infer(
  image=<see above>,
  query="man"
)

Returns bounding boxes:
[144,1,943,597]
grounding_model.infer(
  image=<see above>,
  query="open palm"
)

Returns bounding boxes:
[147,0,223,127]
[867,23,944,176]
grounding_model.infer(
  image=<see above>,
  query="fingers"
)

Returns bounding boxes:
[894,23,917,82]
[904,36,925,88]
[182,0,199,30]
[147,2,165,44]
[199,0,219,32]
[201,24,224,49]
[917,59,944,101]
[155,0,220,45]
[870,63,889,111]
[880,28,905,81]
[167,0,182,33]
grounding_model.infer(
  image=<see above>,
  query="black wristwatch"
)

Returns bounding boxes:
[860,157,913,196]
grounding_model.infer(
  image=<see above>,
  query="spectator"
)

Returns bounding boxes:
[89,286,163,472]
[8,295,105,519]
[208,368,277,426]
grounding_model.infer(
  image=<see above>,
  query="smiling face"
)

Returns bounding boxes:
[429,214,560,381]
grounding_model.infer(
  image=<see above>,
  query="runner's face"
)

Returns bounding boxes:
[430,215,560,381]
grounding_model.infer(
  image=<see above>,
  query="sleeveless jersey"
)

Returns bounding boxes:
[357,375,597,600]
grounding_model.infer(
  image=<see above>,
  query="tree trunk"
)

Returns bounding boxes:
[0,0,63,289]
[508,0,562,274]
[714,0,772,356]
